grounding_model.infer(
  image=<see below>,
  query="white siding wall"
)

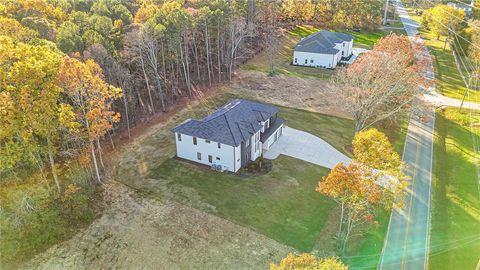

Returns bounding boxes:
[344,40,353,57]
[175,132,240,172]
[260,119,269,133]
[251,131,262,161]
[293,51,336,68]
[293,40,353,68]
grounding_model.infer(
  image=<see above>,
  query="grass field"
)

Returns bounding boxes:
[430,108,480,269]
[152,156,335,252]
[244,25,404,80]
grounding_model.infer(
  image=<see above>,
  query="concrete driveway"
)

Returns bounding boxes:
[263,126,350,169]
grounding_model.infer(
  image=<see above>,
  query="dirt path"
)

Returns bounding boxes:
[24,181,293,270]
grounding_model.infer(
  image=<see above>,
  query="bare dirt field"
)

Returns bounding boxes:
[24,181,293,270]
[230,70,351,119]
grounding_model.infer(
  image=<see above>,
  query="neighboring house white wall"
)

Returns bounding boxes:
[293,40,353,69]
[341,40,353,57]
[293,51,338,68]
[174,132,240,172]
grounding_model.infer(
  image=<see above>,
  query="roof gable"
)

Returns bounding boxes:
[172,99,278,146]
[294,30,353,54]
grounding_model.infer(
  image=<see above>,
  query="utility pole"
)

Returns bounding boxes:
[383,0,389,25]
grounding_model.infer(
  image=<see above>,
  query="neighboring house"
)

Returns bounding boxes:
[447,1,474,17]
[292,30,354,69]
[172,99,285,172]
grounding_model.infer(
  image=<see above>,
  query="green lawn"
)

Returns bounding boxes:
[430,108,480,269]
[278,106,355,155]
[244,25,404,80]
[152,156,335,252]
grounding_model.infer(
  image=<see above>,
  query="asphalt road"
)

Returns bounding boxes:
[379,111,435,270]
[379,1,436,269]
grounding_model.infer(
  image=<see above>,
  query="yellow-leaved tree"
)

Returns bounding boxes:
[0,35,66,193]
[317,128,408,251]
[270,253,348,270]
[59,57,122,184]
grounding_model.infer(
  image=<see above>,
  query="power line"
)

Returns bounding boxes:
[422,0,480,32]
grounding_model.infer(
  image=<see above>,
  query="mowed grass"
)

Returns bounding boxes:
[152,156,335,252]
[430,108,480,269]
[244,25,397,80]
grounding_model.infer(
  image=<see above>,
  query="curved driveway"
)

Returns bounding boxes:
[263,126,350,169]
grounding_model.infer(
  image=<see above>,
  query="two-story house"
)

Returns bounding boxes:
[292,30,354,69]
[172,99,285,172]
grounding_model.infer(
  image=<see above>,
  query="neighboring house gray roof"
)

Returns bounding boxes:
[172,99,278,147]
[294,30,353,54]
[447,2,473,10]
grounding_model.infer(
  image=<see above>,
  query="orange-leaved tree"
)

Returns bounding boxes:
[317,162,383,251]
[270,253,348,270]
[59,57,122,184]
[317,129,408,251]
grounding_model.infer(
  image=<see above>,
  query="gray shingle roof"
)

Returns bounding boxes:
[294,30,353,54]
[172,99,278,147]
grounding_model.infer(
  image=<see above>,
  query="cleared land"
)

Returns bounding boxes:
[430,108,480,269]
[24,181,293,270]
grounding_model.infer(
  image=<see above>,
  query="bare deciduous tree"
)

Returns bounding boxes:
[329,34,426,131]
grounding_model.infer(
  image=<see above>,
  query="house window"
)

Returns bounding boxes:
[217,142,221,149]
[304,59,308,64]
[205,139,210,143]
[177,133,182,141]
[197,152,201,160]
[216,157,220,160]
[208,155,212,163]
[193,137,197,145]
[310,59,314,63]
[294,58,297,63]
